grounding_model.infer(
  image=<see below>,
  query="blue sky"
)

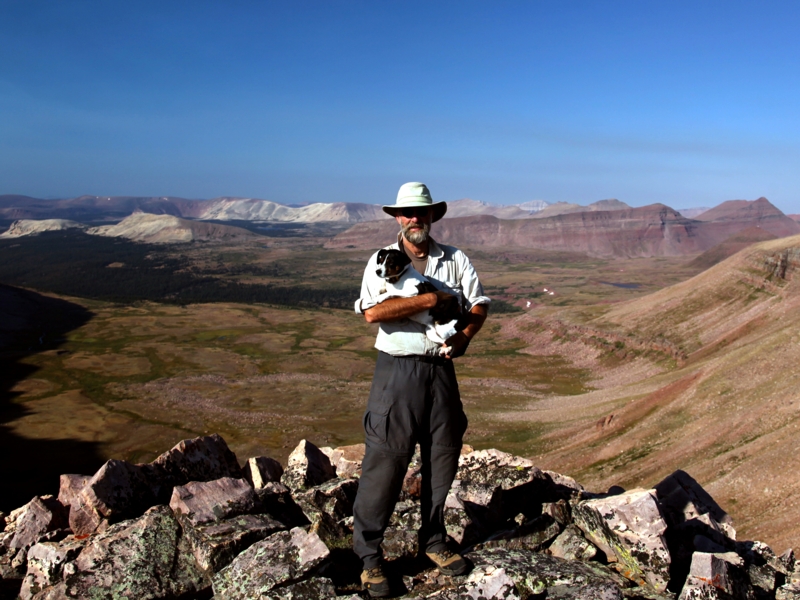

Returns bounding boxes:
[1,1,799,212]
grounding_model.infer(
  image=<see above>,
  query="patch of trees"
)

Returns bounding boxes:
[0,231,355,309]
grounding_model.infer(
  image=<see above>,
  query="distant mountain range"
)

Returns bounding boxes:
[327,198,800,258]
[0,193,708,225]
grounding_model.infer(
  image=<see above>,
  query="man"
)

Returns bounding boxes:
[352,182,490,597]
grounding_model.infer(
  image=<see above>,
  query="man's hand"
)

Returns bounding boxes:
[441,304,488,360]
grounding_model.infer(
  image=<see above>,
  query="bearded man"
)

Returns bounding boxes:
[352,182,490,597]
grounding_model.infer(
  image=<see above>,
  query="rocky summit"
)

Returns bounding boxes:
[1,435,798,599]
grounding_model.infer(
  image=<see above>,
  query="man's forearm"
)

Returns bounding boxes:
[363,293,438,323]
[462,304,488,340]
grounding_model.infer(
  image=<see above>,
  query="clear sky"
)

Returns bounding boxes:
[1,1,799,212]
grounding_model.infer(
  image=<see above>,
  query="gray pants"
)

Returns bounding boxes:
[352,351,468,569]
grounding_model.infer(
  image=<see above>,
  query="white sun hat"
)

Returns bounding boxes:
[382,182,448,222]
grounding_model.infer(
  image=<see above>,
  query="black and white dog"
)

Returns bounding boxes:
[374,248,466,355]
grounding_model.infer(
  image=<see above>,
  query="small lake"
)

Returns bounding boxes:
[599,281,641,289]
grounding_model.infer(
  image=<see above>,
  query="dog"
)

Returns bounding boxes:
[374,248,467,355]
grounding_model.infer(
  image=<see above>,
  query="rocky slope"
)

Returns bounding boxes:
[500,233,800,553]
[86,213,258,244]
[531,198,631,219]
[2,433,798,599]
[0,220,86,238]
[327,199,800,257]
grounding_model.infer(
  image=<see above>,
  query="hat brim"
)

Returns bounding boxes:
[382,201,447,223]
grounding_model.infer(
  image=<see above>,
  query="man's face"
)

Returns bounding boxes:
[396,207,433,245]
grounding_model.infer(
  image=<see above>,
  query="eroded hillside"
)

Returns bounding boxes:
[505,234,800,551]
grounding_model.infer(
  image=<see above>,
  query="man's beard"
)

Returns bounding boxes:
[402,221,430,245]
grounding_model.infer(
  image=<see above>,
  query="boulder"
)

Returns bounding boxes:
[265,576,337,598]
[444,480,505,548]
[456,449,543,490]
[69,459,156,536]
[573,489,671,592]
[462,547,626,599]
[543,499,572,525]
[320,444,364,479]
[243,456,284,489]
[549,524,599,562]
[169,477,257,526]
[255,482,310,528]
[212,527,330,599]
[777,584,800,599]
[654,471,734,538]
[19,537,86,600]
[293,478,358,543]
[181,513,286,574]
[479,514,562,553]
[57,475,91,509]
[281,439,336,491]
[382,528,419,560]
[1,496,69,580]
[148,434,243,498]
[678,551,753,600]
[27,505,207,599]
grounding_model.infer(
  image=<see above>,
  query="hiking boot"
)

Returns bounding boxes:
[425,548,470,576]
[361,565,391,598]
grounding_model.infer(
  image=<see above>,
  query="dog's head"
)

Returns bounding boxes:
[376,248,412,280]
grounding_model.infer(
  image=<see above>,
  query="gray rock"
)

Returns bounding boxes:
[31,505,207,599]
[264,577,337,599]
[169,477,257,526]
[212,527,330,599]
[320,444,364,479]
[777,584,800,599]
[0,496,69,580]
[382,528,418,560]
[389,500,421,531]
[478,514,562,553]
[444,480,505,548]
[678,551,754,600]
[293,478,358,543]
[550,524,599,561]
[748,562,779,596]
[181,513,286,574]
[654,471,735,538]
[148,433,243,500]
[573,489,671,592]
[255,483,310,528]
[57,475,91,510]
[69,459,156,536]
[244,456,284,489]
[19,537,86,600]
[456,449,543,490]
[460,547,626,599]
[281,439,336,491]
[6,496,68,551]
[543,499,572,525]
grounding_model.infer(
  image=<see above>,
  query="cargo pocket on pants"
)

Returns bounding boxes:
[363,404,390,446]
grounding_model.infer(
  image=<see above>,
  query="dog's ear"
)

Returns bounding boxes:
[377,249,387,263]
[395,251,411,267]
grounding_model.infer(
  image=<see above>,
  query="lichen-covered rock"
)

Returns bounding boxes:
[444,480,505,547]
[777,583,800,599]
[212,527,330,599]
[294,478,358,543]
[19,537,86,600]
[543,499,572,525]
[456,449,543,490]
[181,513,286,573]
[148,433,243,500]
[479,514,562,553]
[382,528,419,560]
[437,565,521,599]
[265,576,337,599]
[281,439,336,491]
[169,477,257,525]
[31,505,207,599]
[389,500,421,531]
[57,476,91,510]
[244,456,284,489]
[550,524,599,561]
[464,547,625,599]
[69,459,156,536]
[677,551,755,600]
[573,489,671,592]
